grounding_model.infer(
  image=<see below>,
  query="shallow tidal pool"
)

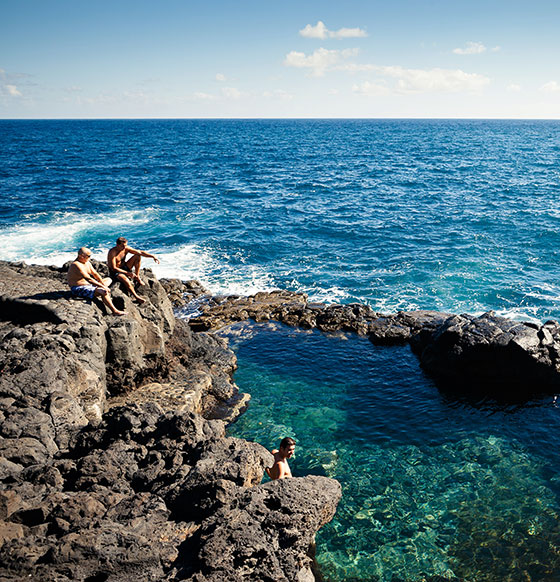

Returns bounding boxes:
[222,321,560,582]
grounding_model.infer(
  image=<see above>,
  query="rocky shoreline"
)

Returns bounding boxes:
[167,280,560,396]
[0,261,340,582]
[2,260,560,582]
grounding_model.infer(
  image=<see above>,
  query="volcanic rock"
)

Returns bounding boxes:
[0,261,341,582]
[184,286,560,394]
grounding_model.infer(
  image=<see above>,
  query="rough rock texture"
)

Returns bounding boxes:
[5,264,552,581]
[1,403,340,582]
[0,261,248,471]
[173,284,560,394]
[0,262,341,582]
[414,311,560,393]
[180,476,341,582]
[160,279,210,309]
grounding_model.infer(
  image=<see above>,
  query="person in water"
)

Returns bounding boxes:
[67,247,125,316]
[266,437,296,480]
[107,237,160,304]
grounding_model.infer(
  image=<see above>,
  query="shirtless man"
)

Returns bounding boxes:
[67,247,125,316]
[107,237,160,304]
[266,437,295,480]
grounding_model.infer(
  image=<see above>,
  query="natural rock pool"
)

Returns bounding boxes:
[222,321,560,582]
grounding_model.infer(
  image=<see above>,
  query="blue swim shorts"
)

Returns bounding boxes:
[71,285,106,300]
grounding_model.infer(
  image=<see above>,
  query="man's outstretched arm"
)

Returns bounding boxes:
[126,246,160,263]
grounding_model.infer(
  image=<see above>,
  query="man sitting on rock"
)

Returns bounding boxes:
[266,437,296,480]
[67,247,125,316]
[107,236,160,304]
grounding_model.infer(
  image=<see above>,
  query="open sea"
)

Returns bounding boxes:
[1,119,560,580]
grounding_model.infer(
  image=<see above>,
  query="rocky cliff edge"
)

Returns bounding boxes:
[0,261,341,582]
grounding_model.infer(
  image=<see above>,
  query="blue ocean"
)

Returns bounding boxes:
[1,119,560,580]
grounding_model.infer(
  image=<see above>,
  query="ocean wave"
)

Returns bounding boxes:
[151,244,276,297]
[492,307,544,325]
[0,209,153,264]
[0,209,278,299]
[295,284,352,305]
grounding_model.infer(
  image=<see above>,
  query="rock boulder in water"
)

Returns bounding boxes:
[180,286,560,395]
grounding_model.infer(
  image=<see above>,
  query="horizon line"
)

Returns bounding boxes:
[1,116,560,122]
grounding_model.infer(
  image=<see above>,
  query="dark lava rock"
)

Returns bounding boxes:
[185,285,560,395]
[175,475,341,582]
[1,403,340,582]
[0,262,341,582]
[416,312,560,394]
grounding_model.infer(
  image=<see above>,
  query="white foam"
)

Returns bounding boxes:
[150,243,276,297]
[0,209,152,265]
[492,308,543,325]
[0,210,278,298]
[301,285,352,305]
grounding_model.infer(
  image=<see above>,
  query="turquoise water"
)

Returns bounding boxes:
[223,322,560,582]
[2,119,560,580]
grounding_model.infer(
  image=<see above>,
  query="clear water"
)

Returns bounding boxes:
[1,119,560,321]
[2,119,560,580]
[224,322,560,582]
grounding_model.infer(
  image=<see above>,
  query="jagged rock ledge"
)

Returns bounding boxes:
[163,280,560,395]
[0,261,341,582]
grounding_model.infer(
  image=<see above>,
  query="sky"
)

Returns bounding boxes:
[1,0,559,119]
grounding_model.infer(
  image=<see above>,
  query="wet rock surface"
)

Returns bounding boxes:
[0,262,341,582]
[174,283,560,394]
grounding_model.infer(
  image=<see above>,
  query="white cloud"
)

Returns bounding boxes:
[221,86,243,99]
[352,81,390,96]
[262,89,293,101]
[340,63,376,73]
[332,26,368,40]
[453,41,487,55]
[299,20,367,40]
[6,84,22,97]
[540,81,560,93]
[507,83,521,92]
[192,87,246,101]
[215,73,226,82]
[193,91,216,101]
[284,47,359,76]
[0,70,22,98]
[379,66,490,93]
[0,69,35,99]
[300,21,328,39]
[285,44,490,94]
[352,67,490,96]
